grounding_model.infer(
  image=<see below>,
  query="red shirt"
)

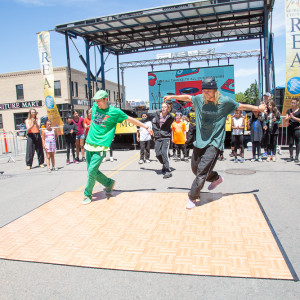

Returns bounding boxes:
[83,117,91,136]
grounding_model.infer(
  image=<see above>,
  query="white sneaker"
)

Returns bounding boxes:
[138,159,144,164]
[102,157,107,162]
[110,157,114,162]
[186,198,196,209]
[145,160,150,163]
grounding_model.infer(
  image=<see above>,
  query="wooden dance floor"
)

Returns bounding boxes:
[0,191,295,280]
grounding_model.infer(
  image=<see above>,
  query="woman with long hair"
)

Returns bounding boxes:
[24,109,44,170]
[266,100,281,162]
[285,98,300,162]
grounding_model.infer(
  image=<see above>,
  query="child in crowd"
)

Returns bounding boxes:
[172,112,187,161]
[83,108,92,137]
[63,114,78,165]
[185,102,196,158]
[248,110,266,162]
[231,110,245,162]
[137,112,153,164]
[42,120,58,172]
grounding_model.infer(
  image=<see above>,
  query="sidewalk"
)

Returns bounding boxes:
[0,149,299,299]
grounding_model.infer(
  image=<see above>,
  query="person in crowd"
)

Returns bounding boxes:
[42,120,58,172]
[185,102,196,158]
[25,108,44,170]
[265,100,281,162]
[172,112,187,161]
[63,114,78,165]
[231,110,245,163]
[83,108,92,137]
[285,97,300,163]
[73,110,86,162]
[163,77,266,209]
[82,90,153,205]
[137,112,153,164]
[261,92,272,157]
[148,102,174,178]
[248,110,266,162]
[166,100,177,158]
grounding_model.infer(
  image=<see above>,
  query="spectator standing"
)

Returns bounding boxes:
[266,100,281,162]
[285,98,300,162]
[137,112,153,164]
[63,114,78,165]
[25,109,44,170]
[185,102,196,158]
[73,110,86,162]
[172,112,187,161]
[42,120,58,172]
[248,110,266,162]
[231,110,245,163]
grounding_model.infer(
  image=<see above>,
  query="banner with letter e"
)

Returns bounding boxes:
[283,0,300,116]
[37,31,64,133]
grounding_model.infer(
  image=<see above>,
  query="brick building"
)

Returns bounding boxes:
[0,67,124,132]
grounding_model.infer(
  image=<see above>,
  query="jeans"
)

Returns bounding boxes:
[66,140,76,161]
[140,140,150,160]
[84,150,114,199]
[155,139,171,172]
[252,141,262,158]
[189,145,220,201]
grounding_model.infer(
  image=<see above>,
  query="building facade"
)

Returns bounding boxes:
[0,67,124,132]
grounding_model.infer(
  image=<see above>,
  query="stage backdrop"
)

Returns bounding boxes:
[283,0,300,116]
[148,65,235,111]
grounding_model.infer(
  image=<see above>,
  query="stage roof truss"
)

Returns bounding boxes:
[55,0,274,55]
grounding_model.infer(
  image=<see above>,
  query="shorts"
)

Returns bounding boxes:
[76,134,85,140]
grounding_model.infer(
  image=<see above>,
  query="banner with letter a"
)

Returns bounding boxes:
[283,0,300,116]
[37,31,64,133]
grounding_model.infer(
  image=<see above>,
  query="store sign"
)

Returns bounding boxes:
[0,101,42,111]
[72,99,94,106]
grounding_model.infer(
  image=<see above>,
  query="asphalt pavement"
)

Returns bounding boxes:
[0,148,299,299]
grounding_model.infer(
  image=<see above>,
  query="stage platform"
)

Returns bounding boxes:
[0,191,295,280]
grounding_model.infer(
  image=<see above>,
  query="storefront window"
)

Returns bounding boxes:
[54,81,61,97]
[16,84,24,100]
[14,112,28,130]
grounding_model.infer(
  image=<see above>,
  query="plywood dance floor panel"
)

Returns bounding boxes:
[0,192,295,280]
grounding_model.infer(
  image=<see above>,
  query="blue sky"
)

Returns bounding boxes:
[0,0,286,101]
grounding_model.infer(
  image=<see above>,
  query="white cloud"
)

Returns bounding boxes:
[235,68,258,78]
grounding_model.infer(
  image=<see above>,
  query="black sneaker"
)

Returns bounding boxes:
[82,157,86,162]
[287,157,294,162]
[163,172,172,179]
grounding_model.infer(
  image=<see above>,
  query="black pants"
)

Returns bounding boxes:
[186,126,196,156]
[140,140,150,160]
[252,141,262,158]
[26,133,44,167]
[66,140,76,161]
[155,139,171,172]
[232,135,244,154]
[189,145,220,201]
[174,144,187,157]
[288,128,300,158]
[266,133,278,156]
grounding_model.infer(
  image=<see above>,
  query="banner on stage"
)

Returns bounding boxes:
[283,0,300,116]
[37,31,64,134]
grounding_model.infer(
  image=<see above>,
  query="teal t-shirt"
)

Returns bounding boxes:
[86,103,128,147]
[192,94,239,150]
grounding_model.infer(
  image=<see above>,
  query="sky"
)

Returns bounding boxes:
[0,0,286,101]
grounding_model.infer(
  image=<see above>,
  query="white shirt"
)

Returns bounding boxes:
[138,121,152,141]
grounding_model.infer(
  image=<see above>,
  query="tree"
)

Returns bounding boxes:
[235,92,246,103]
[244,82,259,105]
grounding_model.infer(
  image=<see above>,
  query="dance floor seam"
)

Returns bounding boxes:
[0,192,297,281]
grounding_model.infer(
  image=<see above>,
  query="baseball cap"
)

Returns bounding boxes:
[92,90,109,100]
[202,77,218,89]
